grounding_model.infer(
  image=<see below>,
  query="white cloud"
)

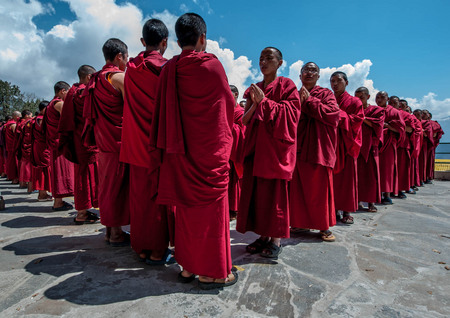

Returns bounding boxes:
[288,60,304,88]
[47,24,75,39]
[404,93,450,121]
[179,3,189,12]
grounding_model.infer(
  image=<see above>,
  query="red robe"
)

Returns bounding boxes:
[59,83,99,210]
[430,120,444,180]
[0,125,6,175]
[419,120,433,183]
[290,85,339,230]
[44,97,74,198]
[16,118,33,183]
[31,115,52,192]
[237,76,301,238]
[379,105,405,193]
[396,110,416,192]
[357,105,385,203]
[4,119,19,180]
[120,50,172,254]
[409,116,422,187]
[149,50,234,279]
[83,64,129,227]
[333,91,364,212]
[229,105,245,212]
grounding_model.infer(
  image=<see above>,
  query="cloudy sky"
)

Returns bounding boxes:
[1,0,449,139]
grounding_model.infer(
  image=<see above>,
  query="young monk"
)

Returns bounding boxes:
[4,111,21,183]
[59,65,99,224]
[15,110,34,193]
[289,62,340,241]
[330,72,364,224]
[376,92,405,204]
[44,81,74,211]
[236,47,301,257]
[429,112,444,180]
[149,13,237,289]
[83,38,130,246]
[388,96,412,199]
[355,87,385,212]
[228,85,245,221]
[120,19,173,264]
[406,106,422,191]
[31,101,52,201]
[0,120,6,178]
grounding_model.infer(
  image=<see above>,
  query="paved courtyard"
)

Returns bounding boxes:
[0,178,449,317]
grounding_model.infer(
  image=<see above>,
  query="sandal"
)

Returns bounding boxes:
[319,230,335,242]
[146,249,176,266]
[110,231,130,247]
[52,201,73,211]
[178,271,195,284]
[198,271,238,290]
[73,211,99,225]
[246,238,269,254]
[367,205,377,213]
[260,242,282,259]
[341,215,354,224]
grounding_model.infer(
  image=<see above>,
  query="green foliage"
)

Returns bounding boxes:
[0,80,42,120]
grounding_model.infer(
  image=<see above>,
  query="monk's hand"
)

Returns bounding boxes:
[299,86,310,104]
[250,84,264,104]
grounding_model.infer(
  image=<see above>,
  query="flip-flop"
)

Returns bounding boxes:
[246,238,270,254]
[146,249,176,266]
[319,230,336,242]
[73,211,99,225]
[110,232,130,247]
[198,271,238,290]
[260,242,282,259]
[52,201,73,211]
[178,271,195,284]
[367,206,378,213]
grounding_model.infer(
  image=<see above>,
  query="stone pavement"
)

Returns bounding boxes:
[0,178,449,318]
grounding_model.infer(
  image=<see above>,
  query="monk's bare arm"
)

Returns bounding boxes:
[405,126,413,133]
[363,118,373,127]
[10,123,17,133]
[384,122,399,133]
[243,98,256,126]
[110,72,125,96]
[54,101,64,114]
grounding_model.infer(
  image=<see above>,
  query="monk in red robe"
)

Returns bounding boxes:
[419,111,434,184]
[330,72,364,224]
[120,19,173,264]
[4,111,21,183]
[388,96,412,199]
[44,81,74,211]
[0,120,7,178]
[83,38,130,246]
[289,62,339,241]
[149,13,237,288]
[59,65,99,224]
[15,110,34,193]
[429,113,444,180]
[31,101,52,201]
[228,85,245,221]
[412,109,425,186]
[355,87,384,212]
[377,92,405,204]
[406,107,422,191]
[237,47,301,256]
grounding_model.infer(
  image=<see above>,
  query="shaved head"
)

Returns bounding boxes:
[77,65,96,80]
[12,111,21,119]
[355,87,369,95]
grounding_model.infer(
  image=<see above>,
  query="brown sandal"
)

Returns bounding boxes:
[319,230,335,242]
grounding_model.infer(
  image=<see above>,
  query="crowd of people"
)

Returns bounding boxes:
[0,13,445,290]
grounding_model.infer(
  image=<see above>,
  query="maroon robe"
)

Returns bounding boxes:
[357,105,385,203]
[83,64,129,227]
[59,83,99,210]
[397,111,415,192]
[430,120,444,180]
[419,120,433,183]
[229,105,245,212]
[0,125,6,175]
[333,91,364,212]
[237,76,301,238]
[149,50,234,279]
[31,115,52,192]
[379,105,405,193]
[16,118,33,183]
[44,97,74,198]
[4,119,19,180]
[290,85,339,230]
[120,50,172,254]
[409,116,422,187]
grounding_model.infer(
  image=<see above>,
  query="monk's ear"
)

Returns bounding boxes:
[140,38,146,47]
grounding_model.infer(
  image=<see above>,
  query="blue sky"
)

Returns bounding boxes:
[1,0,449,139]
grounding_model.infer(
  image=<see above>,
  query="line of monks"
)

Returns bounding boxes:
[0,13,445,290]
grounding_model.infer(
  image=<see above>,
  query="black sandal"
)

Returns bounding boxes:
[260,242,282,259]
[246,238,269,254]
[73,211,99,225]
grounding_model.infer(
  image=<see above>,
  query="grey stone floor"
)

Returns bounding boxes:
[0,178,449,317]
